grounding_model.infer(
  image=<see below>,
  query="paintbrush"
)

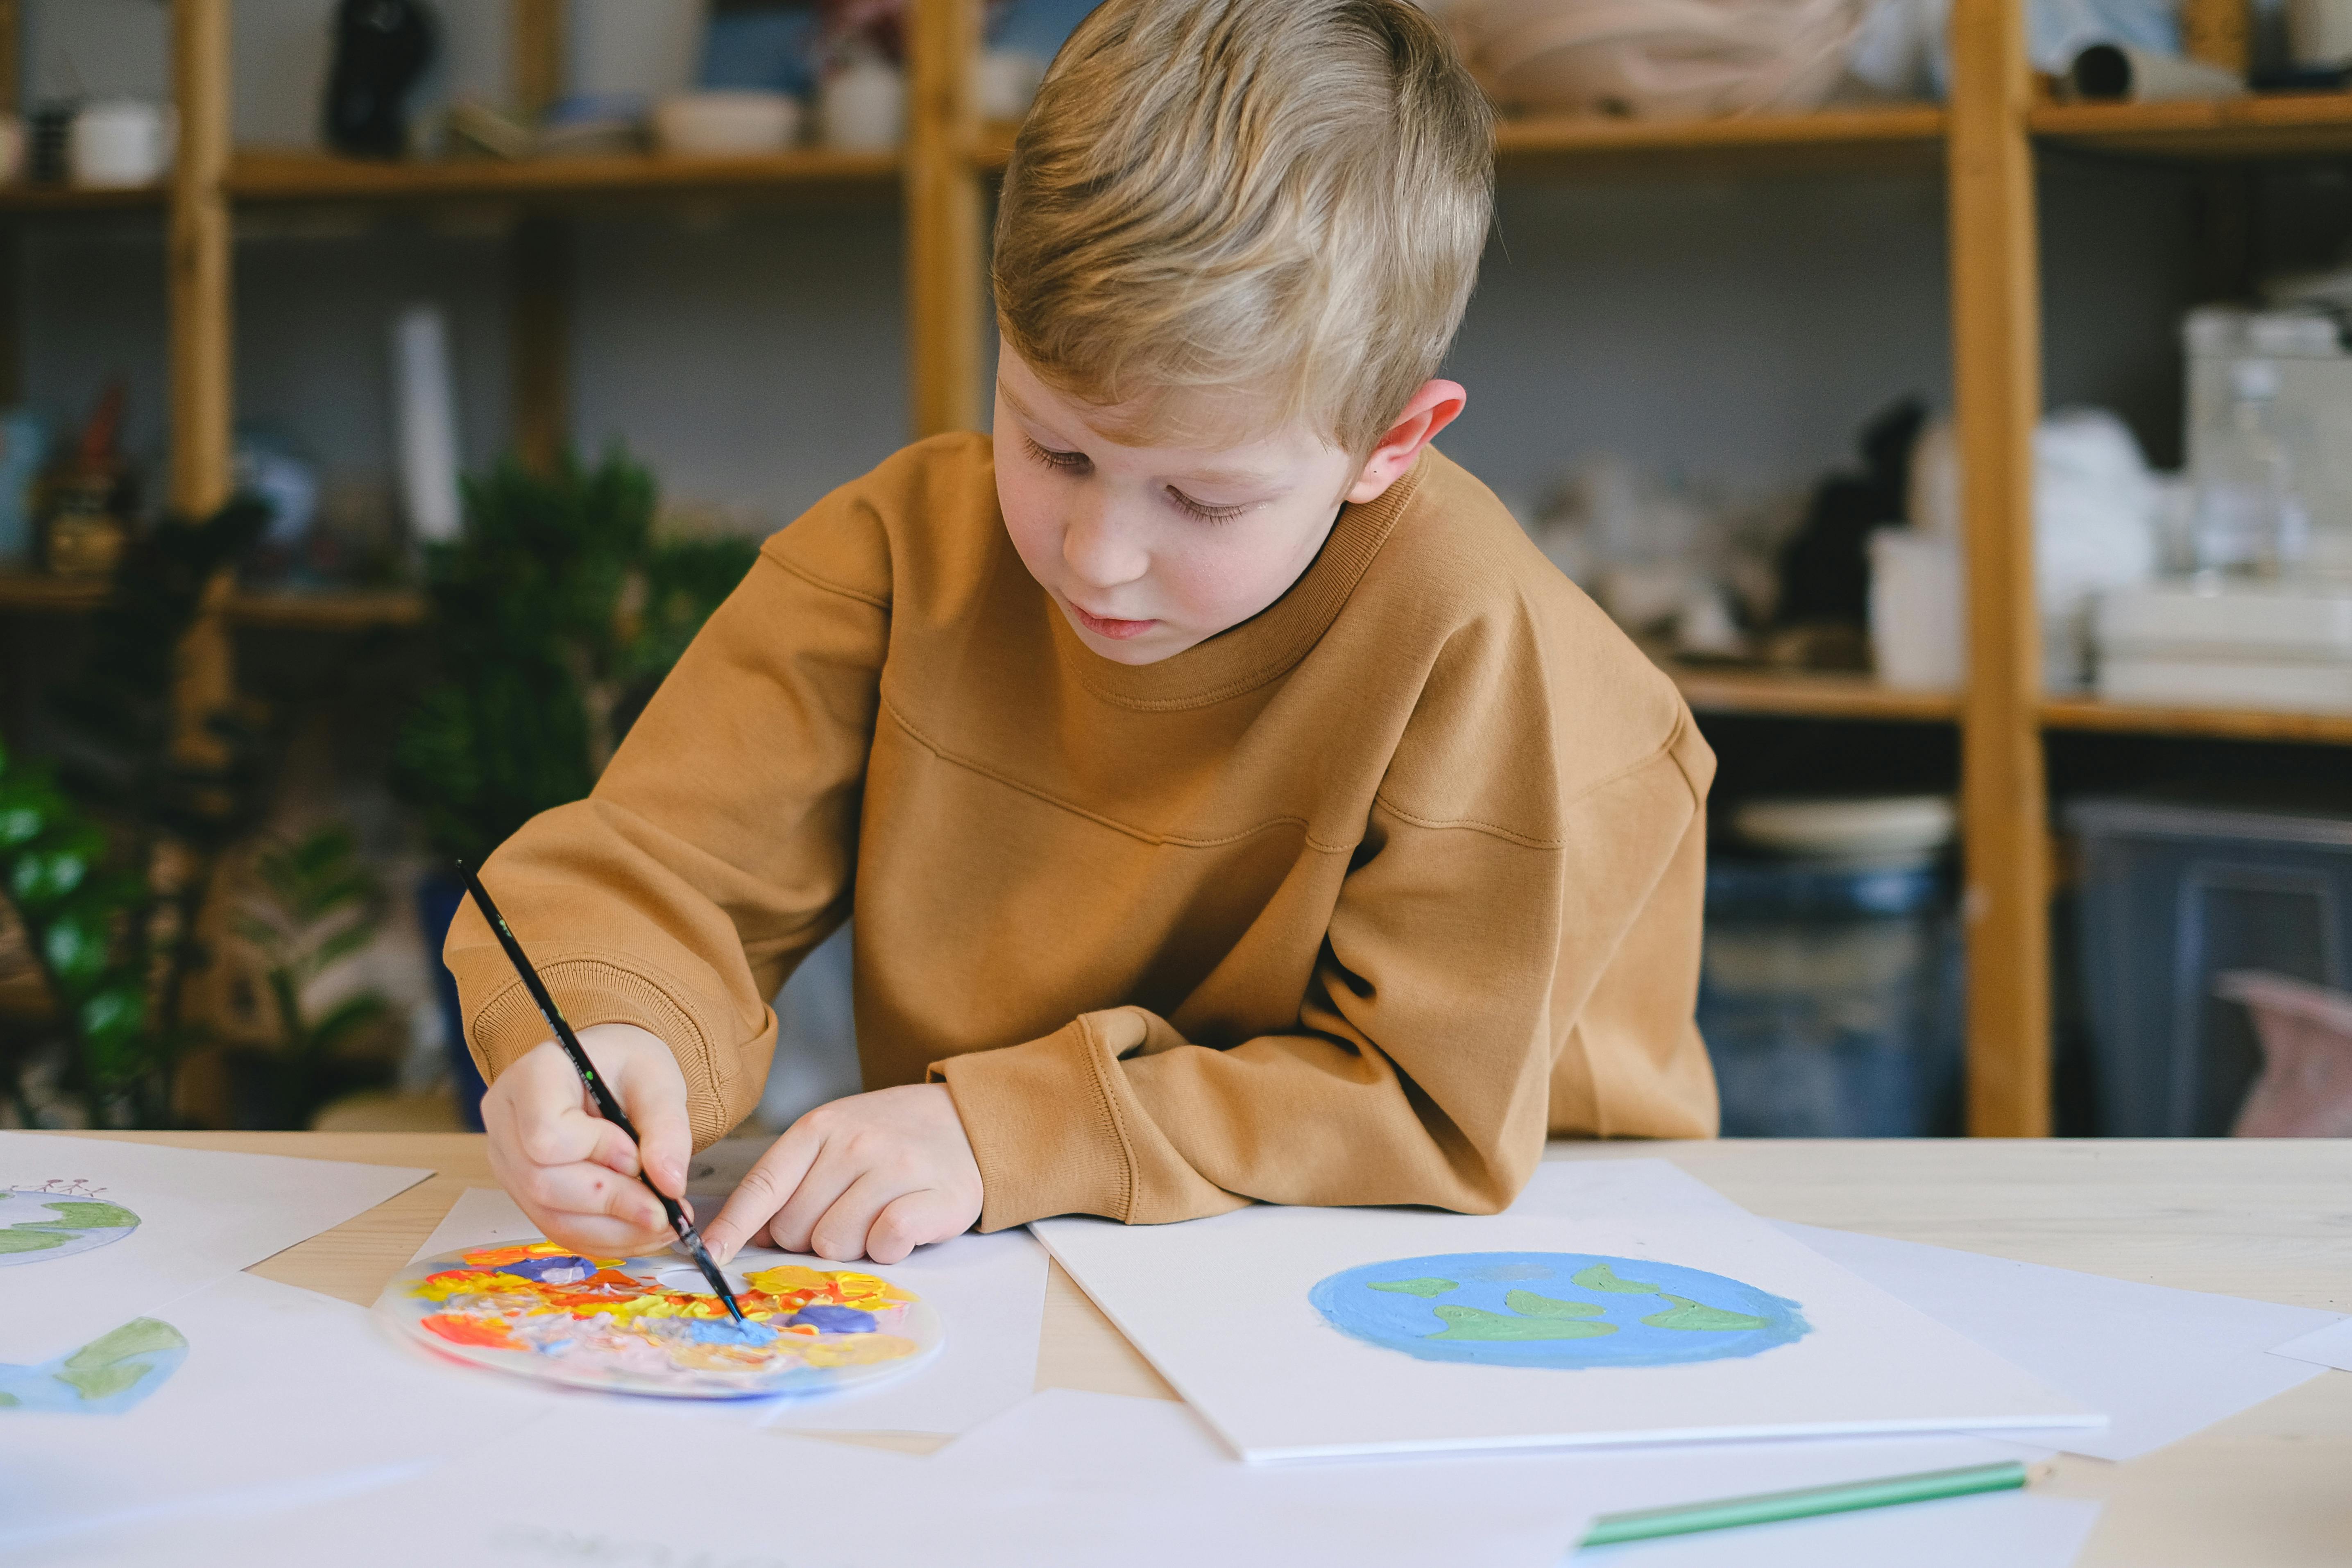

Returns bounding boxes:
[455,860,748,1328]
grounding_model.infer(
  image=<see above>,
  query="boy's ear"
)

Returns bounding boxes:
[1346,380,1467,505]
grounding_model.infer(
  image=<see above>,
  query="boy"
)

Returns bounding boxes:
[449,0,1716,1269]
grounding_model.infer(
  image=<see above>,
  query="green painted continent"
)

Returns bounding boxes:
[35,1201,137,1230]
[1426,1304,1618,1341]
[1571,1262,1663,1294]
[1502,1289,1605,1319]
[1640,1294,1769,1332]
[56,1318,186,1400]
[1368,1277,1457,1297]
[0,1227,68,1253]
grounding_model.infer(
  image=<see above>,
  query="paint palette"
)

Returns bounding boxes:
[377,1241,943,1399]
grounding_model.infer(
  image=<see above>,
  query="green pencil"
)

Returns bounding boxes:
[1577,1459,2039,1549]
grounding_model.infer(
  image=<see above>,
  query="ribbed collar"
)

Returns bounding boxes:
[1046,454,1427,711]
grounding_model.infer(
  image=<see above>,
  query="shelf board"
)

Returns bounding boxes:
[1495,104,1946,175]
[227,148,901,204]
[0,182,164,213]
[1659,657,1961,722]
[2040,696,2352,745]
[2031,92,2352,159]
[0,575,425,629]
[977,105,1948,177]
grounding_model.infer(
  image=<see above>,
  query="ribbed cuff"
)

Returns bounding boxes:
[933,1011,1144,1231]
[468,957,743,1149]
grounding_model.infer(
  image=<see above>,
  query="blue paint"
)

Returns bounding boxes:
[1309,1253,1808,1370]
[786,1305,877,1335]
[674,1319,781,1347]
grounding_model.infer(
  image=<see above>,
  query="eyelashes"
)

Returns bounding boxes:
[1020,436,1248,524]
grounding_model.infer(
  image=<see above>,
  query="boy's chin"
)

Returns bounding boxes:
[1067,615,1198,666]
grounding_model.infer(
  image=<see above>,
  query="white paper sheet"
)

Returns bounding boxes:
[2270,1315,2352,1373]
[40,1387,2053,1568]
[41,1394,1594,1568]
[0,1271,558,1553]
[1033,1160,2095,1461]
[1771,1220,2341,1461]
[412,1185,1049,1435]
[0,1134,429,1363]
[1573,1489,2103,1568]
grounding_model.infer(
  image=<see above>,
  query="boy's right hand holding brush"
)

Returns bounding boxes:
[486,1024,982,1265]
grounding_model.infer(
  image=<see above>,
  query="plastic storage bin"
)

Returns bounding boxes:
[1697,859,1963,1137]
[2067,797,2352,1136]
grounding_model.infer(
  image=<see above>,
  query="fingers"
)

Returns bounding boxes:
[762,1135,863,1256]
[861,1187,969,1265]
[612,1048,693,1199]
[805,1169,901,1262]
[494,1044,641,1175]
[702,1120,824,1264]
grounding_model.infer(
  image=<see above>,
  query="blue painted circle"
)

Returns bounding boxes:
[1308,1251,1809,1370]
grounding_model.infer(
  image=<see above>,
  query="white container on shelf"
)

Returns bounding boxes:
[2092,577,2352,713]
[653,91,802,156]
[1867,527,1967,691]
[820,51,905,152]
[68,100,175,188]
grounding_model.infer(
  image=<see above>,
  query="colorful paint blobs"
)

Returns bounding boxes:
[1309,1252,1809,1371]
[0,1316,187,1412]
[0,1182,141,1267]
[389,1240,935,1398]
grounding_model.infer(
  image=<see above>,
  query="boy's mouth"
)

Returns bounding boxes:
[1070,603,1158,641]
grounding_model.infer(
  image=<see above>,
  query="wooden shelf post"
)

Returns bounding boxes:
[906,0,985,437]
[168,0,235,768]
[1947,0,2051,1135]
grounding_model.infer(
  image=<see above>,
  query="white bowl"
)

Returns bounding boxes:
[652,91,800,156]
[1732,795,1957,861]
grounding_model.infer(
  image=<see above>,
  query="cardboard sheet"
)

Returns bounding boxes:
[1772,1220,2341,1461]
[0,1134,428,1363]
[1033,1160,2095,1460]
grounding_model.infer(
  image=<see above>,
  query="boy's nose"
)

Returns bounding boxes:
[1060,507,1150,589]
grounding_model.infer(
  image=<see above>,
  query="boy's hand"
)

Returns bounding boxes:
[483,1022,694,1258]
[703,1084,981,1266]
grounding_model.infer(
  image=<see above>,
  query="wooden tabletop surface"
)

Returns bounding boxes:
[57,1131,2352,1568]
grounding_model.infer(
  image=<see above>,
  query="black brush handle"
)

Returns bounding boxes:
[456,861,746,1325]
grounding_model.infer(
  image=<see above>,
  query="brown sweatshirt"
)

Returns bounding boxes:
[449,433,1718,1231]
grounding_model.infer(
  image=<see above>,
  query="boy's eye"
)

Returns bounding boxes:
[1168,488,1246,523]
[1023,436,1089,473]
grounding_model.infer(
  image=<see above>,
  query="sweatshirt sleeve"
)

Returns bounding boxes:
[444,492,892,1150]
[935,708,1717,1231]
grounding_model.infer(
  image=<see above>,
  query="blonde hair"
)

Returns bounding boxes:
[992,0,1494,454]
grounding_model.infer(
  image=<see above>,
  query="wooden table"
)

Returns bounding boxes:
[62,1132,2352,1566]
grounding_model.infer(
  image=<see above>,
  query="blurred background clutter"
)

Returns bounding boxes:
[1,0,2350,1149]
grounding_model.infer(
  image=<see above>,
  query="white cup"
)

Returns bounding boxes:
[69,100,175,188]
[820,56,904,152]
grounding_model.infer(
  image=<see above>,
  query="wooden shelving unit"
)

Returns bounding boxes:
[14,0,2352,1139]
[227,147,901,204]
[2031,91,2352,159]
[1664,662,1962,724]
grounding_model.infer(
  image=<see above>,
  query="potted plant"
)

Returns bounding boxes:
[393,449,757,1125]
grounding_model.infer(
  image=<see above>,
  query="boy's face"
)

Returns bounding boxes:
[993,350,1456,667]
